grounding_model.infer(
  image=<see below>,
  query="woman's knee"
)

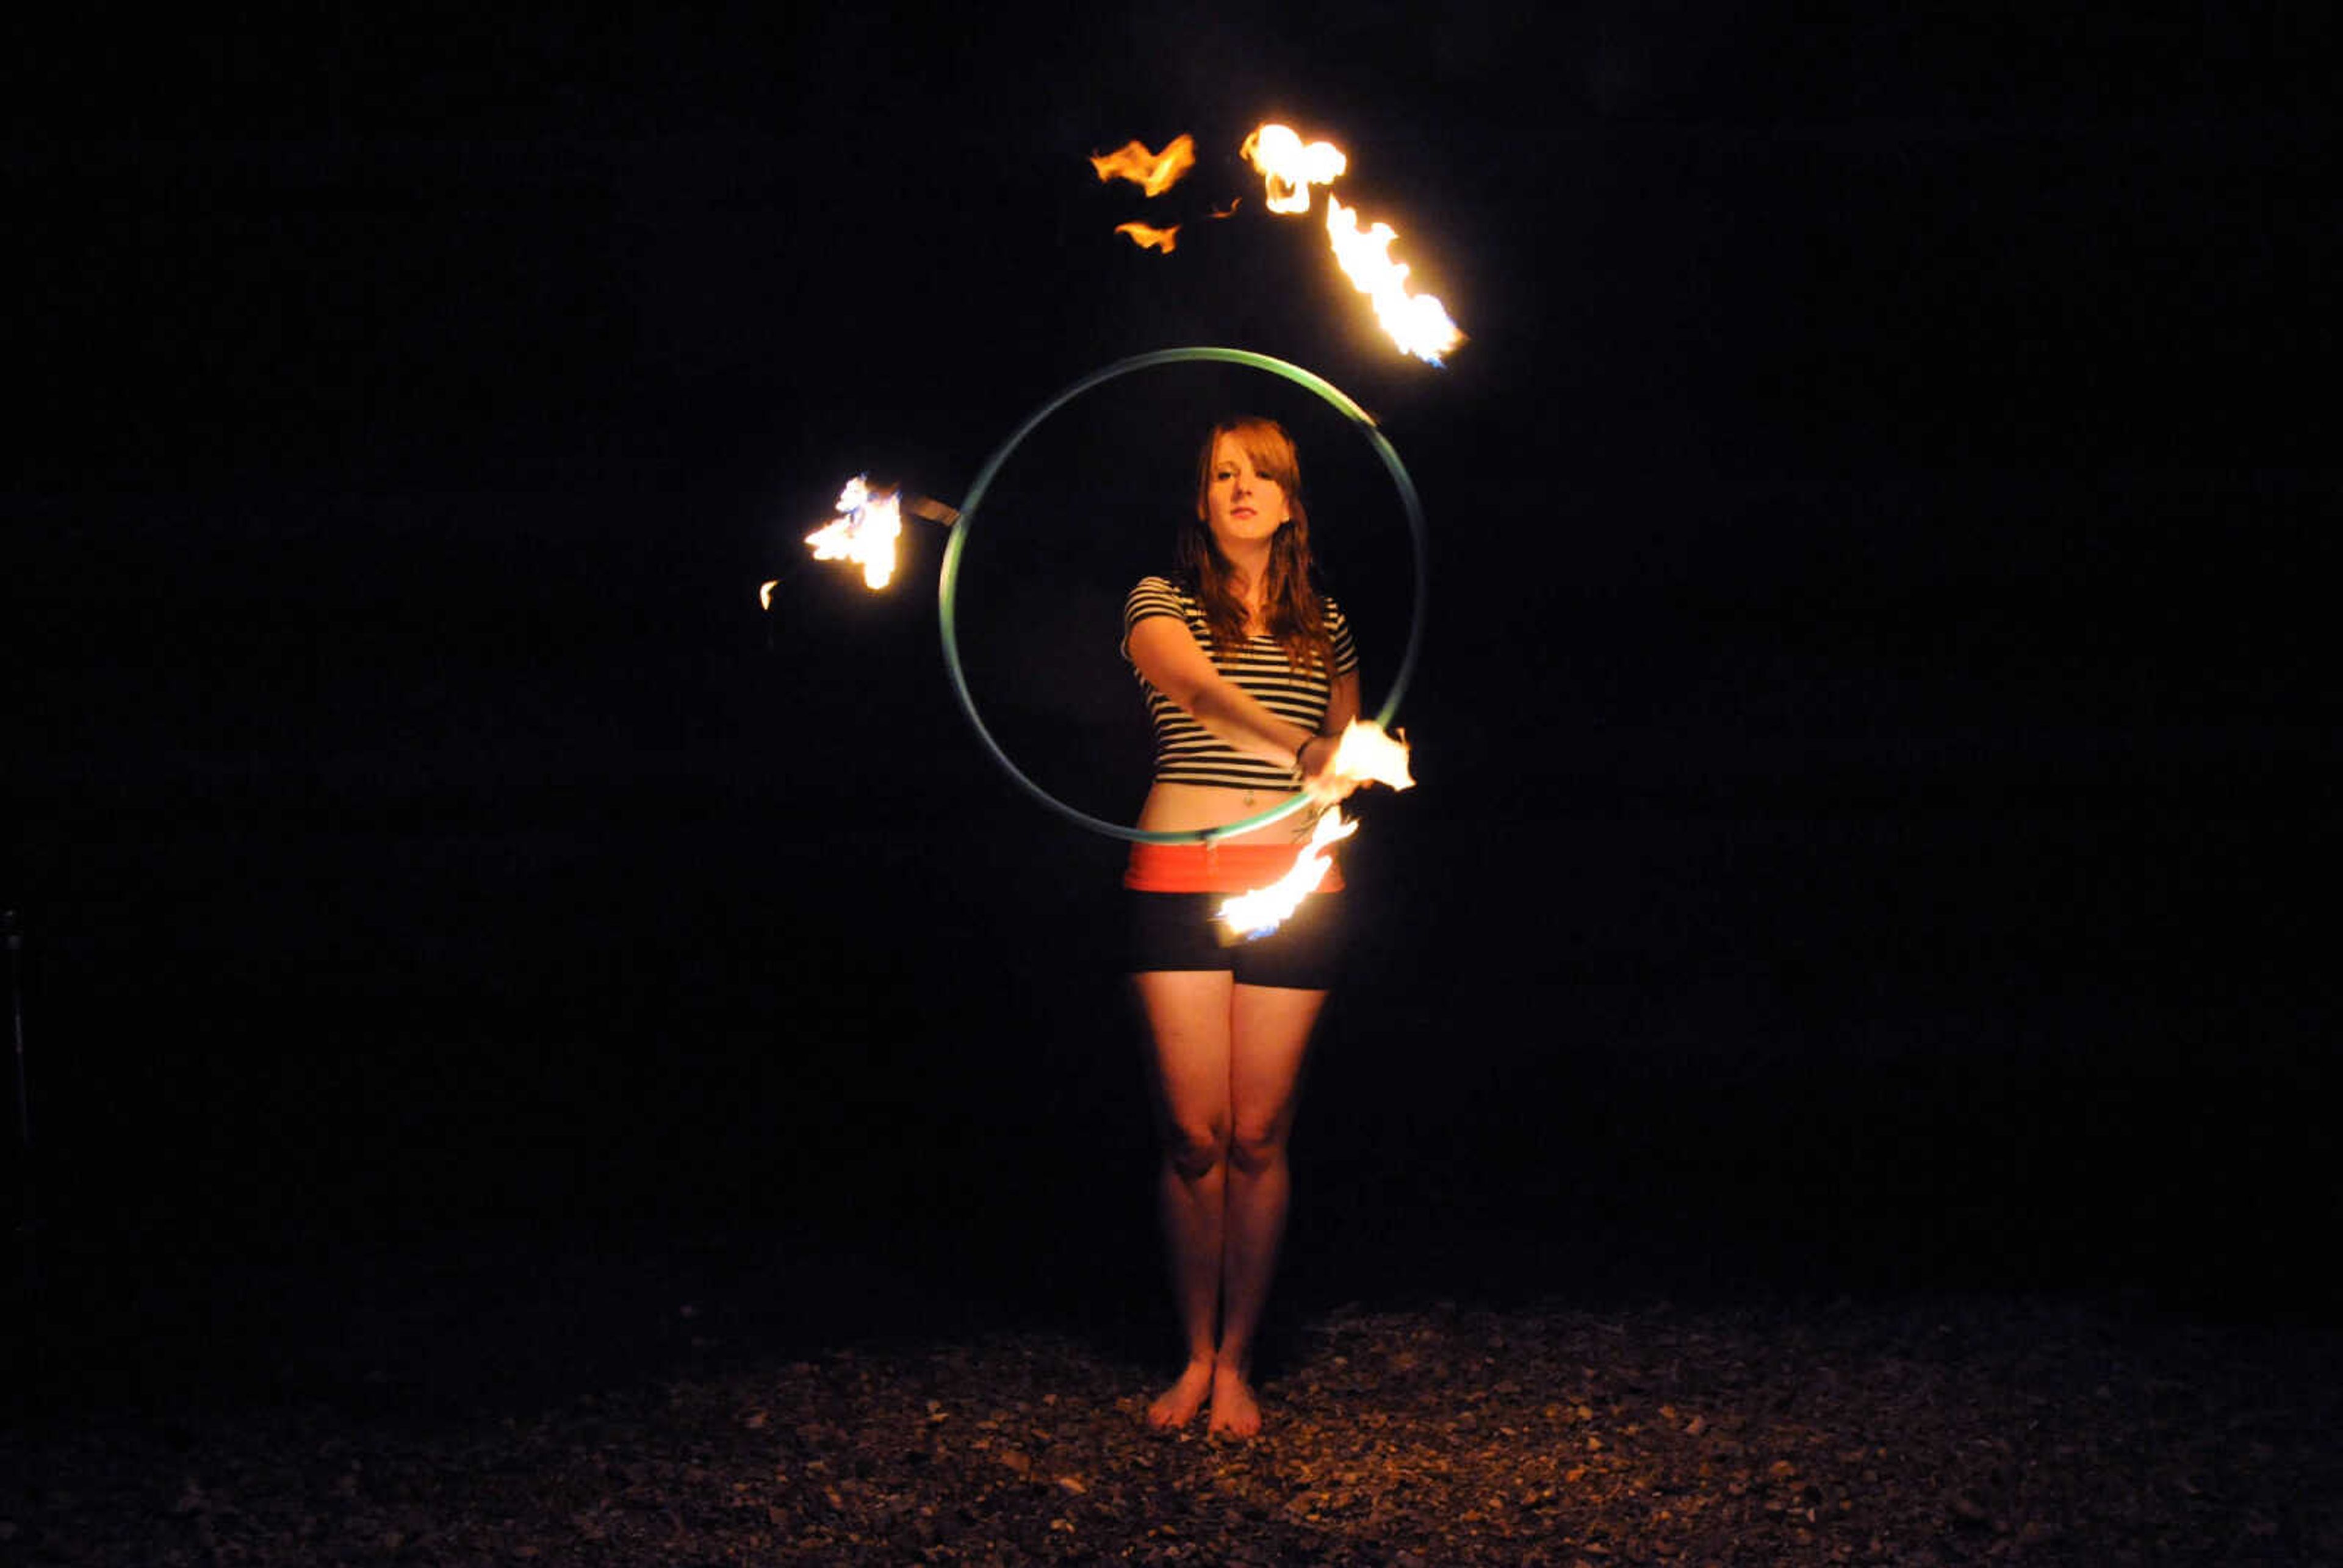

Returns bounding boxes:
[1162,1118,1231,1181]
[1228,1122,1290,1177]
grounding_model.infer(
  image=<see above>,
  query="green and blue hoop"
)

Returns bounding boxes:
[938,346,1428,844]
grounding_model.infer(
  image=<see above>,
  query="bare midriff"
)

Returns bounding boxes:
[1136,780,1326,846]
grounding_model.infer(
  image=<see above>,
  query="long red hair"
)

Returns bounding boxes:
[1175,417,1335,678]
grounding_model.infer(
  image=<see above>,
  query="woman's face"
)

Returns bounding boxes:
[1201,433,1292,548]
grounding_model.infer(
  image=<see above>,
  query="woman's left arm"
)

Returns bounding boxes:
[1298,671,1363,801]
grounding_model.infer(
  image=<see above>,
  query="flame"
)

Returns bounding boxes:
[1218,810,1359,940]
[1329,719,1416,791]
[1325,196,1464,365]
[1114,220,1180,253]
[1090,134,1196,197]
[758,579,779,611]
[804,475,904,591]
[1239,123,1347,215]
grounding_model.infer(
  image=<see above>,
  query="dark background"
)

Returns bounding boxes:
[5,5,2336,1391]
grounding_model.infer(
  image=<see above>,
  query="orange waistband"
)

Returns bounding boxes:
[1123,840,1347,895]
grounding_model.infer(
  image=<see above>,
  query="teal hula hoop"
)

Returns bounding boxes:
[938,346,1428,845]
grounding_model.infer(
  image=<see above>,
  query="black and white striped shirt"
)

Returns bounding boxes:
[1121,575,1359,791]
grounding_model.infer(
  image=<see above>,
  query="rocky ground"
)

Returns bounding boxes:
[7,1279,2340,1566]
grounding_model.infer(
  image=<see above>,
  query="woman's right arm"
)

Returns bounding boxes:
[1126,614,1322,772]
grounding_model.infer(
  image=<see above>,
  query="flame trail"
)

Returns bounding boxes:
[1325,196,1463,365]
[1218,809,1358,941]
[1114,220,1181,253]
[1239,121,1466,364]
[1090,135,1197,196]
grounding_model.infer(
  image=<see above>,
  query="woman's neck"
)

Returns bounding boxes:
[1221,541,1272,607]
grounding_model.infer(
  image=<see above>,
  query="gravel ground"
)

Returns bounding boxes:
[7,1286,2340,1566]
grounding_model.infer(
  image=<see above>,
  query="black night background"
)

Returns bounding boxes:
[5,7,2338,1563]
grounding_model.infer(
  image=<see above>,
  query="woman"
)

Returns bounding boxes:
[1120,415,1364,1437]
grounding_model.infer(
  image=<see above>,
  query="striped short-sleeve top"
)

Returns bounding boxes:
[1121,575,1358,791]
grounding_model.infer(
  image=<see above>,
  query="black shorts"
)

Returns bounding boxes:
[1126,890,1348,991]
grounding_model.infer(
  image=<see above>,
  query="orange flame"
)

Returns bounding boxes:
[1233,121,1466,362]
[1239,123,1347,215]
[804,476,904,592]
[1218,810,1358,940]
[1114,220,1181,253]
[1325,196,1464,364]
[1089,134,1196,197]
[1328,719,1416,792]
[758,579,779,611]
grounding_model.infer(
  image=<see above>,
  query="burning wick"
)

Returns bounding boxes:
[794,480,959,595]
[804,476,905,591]
[1217,721,1415,941]
[1239,123,1347,214]
[1327,718,1416,792]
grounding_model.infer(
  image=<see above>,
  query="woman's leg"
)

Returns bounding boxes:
[1133,968,1237,1428]
[1209,980,1327,1437]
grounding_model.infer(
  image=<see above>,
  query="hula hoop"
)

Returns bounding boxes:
[938,346,1428,845]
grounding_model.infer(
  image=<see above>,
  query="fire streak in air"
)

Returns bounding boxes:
[1242,121,1463,365]
[1090,134,1196,197]
[804,476,904,591]
[1324,196,1463,365]
[1219,809,1358,941]
[1095,121,1465,363]
[1114,221,1180,253]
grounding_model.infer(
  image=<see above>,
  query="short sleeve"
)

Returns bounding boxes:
[1326,598,1359,677]
[1121,576,1186,663]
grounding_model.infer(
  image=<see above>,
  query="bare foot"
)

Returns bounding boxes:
[1146,1359,1214,1429]
[1206,1362,1261,1438]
